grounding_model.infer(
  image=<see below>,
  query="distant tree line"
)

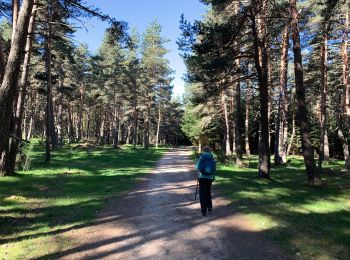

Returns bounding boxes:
[0,0,186,176]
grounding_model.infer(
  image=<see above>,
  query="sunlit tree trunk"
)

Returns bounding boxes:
[275,24,289,165]
[6,1,37,175]
[155,105,161,148]
[337,1,350,169]
[245,79,252,156]
[221,90,231,155]
[0,0,34,176]
[319,32,330,169]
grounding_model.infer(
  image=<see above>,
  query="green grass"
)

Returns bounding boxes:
[0,140,165,259]
[215,155,350,259]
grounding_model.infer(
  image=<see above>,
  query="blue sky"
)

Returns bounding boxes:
[73,0,207,97]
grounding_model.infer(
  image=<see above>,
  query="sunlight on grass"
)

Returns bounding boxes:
[0,142,165,259]
[215,155,350,259]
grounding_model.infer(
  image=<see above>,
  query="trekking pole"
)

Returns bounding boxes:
[194,178,199,200]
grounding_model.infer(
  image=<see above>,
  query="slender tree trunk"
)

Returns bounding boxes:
[275,24,289,165]
[221,90,231,155]
[44,0,53,161]
[339,3,350,169]
[251,2,270,178]
[113,89,119,148]
[67,101,74,143]
[235,76,243,165]
[57,95,63,144]
[77,86,83,141]
[319,32,330,169]
[132,84,138,149]
[155,105,161,148]
[0,0,34,175]
[143,96,151,149]
[26,92,37,140]
[289,0,319,183]
[6,1,37,175]
[245,79,252,156]
[287,113,295,156]
[99,110,105,145]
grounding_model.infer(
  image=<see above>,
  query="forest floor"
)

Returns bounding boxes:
[35,148,287,260]
[1,145,349,259]
[215,155,350,259]
[0,142,164,259]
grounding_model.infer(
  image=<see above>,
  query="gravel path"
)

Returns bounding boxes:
[54,148,288,260]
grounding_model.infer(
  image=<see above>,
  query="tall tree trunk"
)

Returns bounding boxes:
[77,86,83,141]
[275,24,289,165]
[143,96,151,149]
[0,0,34,176]
[57,95,63,144]
[287,113,295,156]
[113,89,119,148]
[26,91,37,140]
[155,105,161,148]
[67,101,74,143]
[289,0,319,183]
[251,2,270,178]
[319,32,330,169]
[245,79,252,156]
[339,2,350,169]
[221,90,231,155]
[6,1,37,175]
[11,0,20,42]
[44,0,53,161]
[99,110,105,145]
[235,76,243,165]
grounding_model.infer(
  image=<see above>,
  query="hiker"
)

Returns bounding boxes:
[196,145,216,216]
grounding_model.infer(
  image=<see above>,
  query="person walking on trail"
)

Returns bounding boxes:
[196,146,216,216]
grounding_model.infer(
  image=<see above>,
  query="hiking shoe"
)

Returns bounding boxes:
[202,212,207,216]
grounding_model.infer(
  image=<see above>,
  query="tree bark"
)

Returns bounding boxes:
[0,36,5,83]
[289,0,319,183]
[77,86,83,141]
[12,0,20,42]
[6,1,37,175]
[319,32,330,168]
[339,2,350,169]
[221,90,231,155]
[275,24,289,165]
[143,96,151,149]
[235,76,243,165]
[155,105,161,148]
[67,100,74,143]
[44,0,53,161]
[250,1,270,178]
[0,0,34,176]
[287,113,295,156]
[245,79,252,156]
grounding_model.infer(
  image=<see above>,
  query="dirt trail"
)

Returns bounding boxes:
[56,149,287,259]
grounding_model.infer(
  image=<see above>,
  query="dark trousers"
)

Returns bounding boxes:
[199,178,213,214]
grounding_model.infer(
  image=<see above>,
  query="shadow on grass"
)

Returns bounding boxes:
[0,145,164,248]
[215,156,350,259]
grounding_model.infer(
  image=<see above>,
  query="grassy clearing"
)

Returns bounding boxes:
[0,140,165,259]
[215,155,350,259]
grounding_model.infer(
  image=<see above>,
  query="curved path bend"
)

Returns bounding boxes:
[57,149,287,260]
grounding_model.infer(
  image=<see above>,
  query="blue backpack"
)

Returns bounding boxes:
[198,153,215,176]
